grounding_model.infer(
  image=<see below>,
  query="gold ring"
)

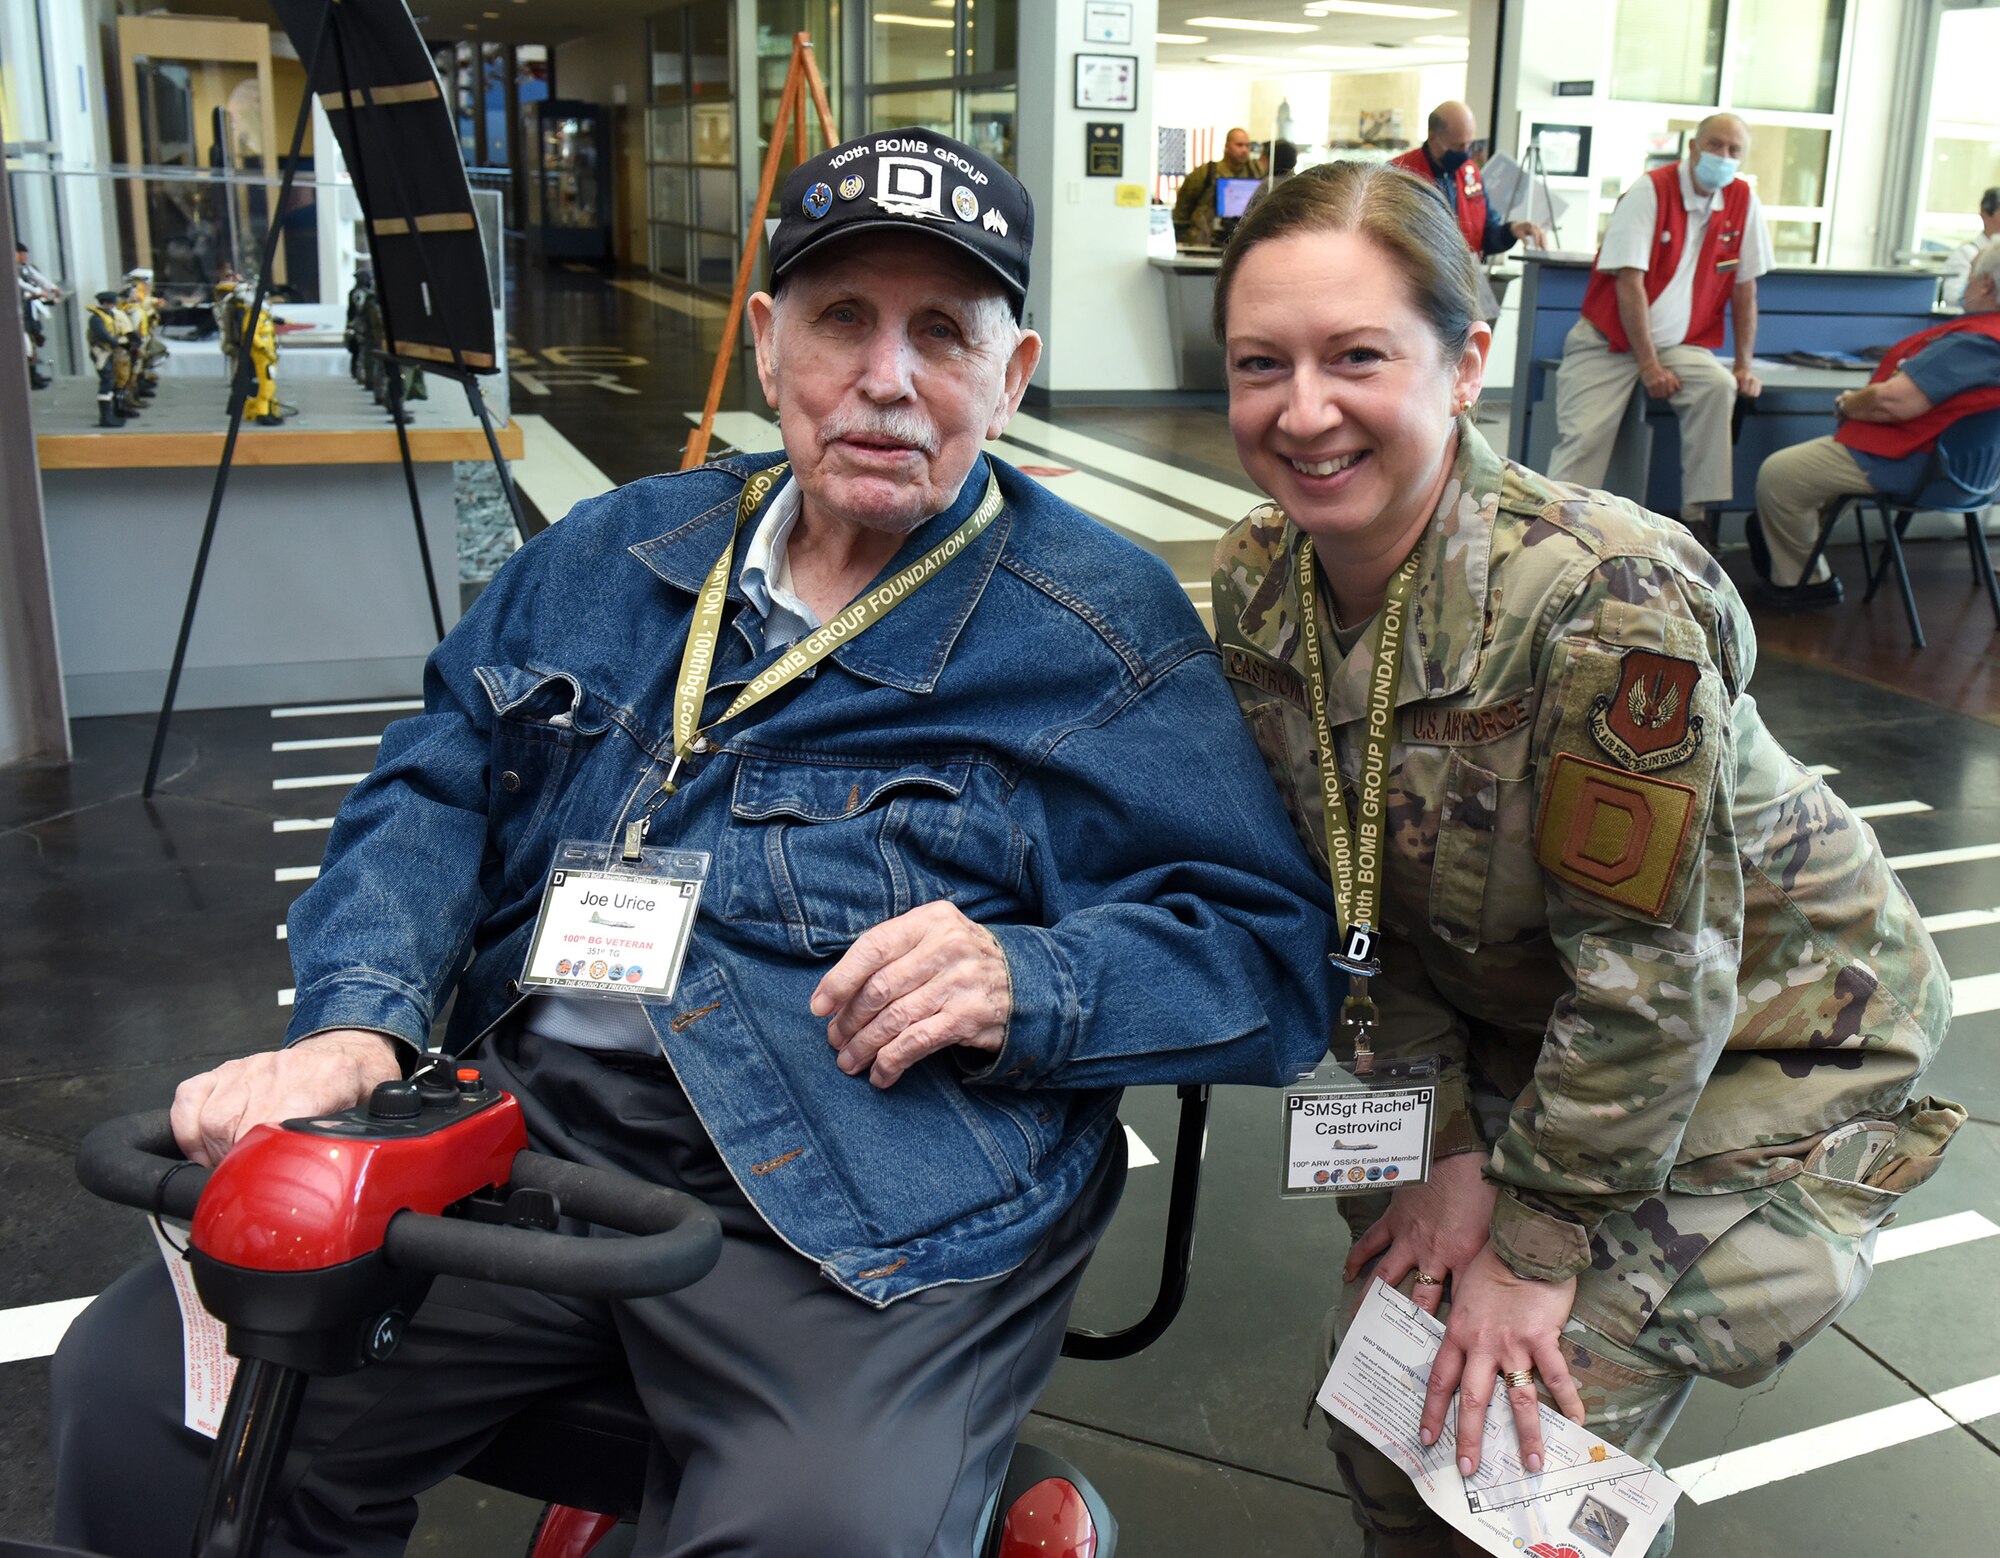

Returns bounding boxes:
[1501,1368,1537,1390]
[1413,1271,1444,1287]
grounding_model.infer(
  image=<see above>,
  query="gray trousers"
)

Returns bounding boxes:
[1548,320,1739,512]
[50,1030,1122,1558]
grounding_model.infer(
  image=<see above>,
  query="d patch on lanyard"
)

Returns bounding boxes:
[520,839,709,1004]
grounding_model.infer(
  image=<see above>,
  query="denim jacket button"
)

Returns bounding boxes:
[500,770,522,792]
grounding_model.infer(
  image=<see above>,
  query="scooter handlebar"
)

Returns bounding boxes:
[75,1109,211,1221]
[385,1150,722,1300]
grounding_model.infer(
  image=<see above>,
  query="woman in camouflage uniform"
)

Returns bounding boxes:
[1208,160,1961,1556]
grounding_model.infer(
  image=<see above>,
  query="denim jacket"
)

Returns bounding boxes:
[287,453,1336,1303]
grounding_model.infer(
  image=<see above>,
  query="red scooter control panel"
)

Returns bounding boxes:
[192,1069,528,1272]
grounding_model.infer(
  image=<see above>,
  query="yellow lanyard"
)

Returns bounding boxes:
[624,463,1003,856]
[1294,534,1425,1071]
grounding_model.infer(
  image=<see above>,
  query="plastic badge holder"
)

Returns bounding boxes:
[519,841,710,1004]
[1280,1052,1439,1198]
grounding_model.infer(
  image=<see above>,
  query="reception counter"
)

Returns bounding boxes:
[1151,253,1225,392]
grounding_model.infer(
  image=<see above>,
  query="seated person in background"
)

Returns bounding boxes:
[1173,125,1266,247]
[1548,114,1773,549]
[50,129,1336,1558]
[1940,186,2000,308]
[1751,241,2000,610]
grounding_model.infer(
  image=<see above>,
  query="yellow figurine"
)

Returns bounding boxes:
[244,295,282,426]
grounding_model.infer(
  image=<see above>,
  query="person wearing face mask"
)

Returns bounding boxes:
[1548,114,1775,551]
[1748,240,2000,609]
[1209,159,1958,1557]
[1390,102,1544,262]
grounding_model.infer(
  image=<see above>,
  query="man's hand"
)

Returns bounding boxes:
[1641,361,1681,398]
[170,1029,403,1166]
[1509,220,1547,249]
[1734,363,1763,398]
[1417,1243,1586,1478]
[1342,1152,1496,1316]
[810,901,1010,1088]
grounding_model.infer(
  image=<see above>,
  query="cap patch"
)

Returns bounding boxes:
[802,182,833,219]
[838,173,865,200]
[952,185,979,222]
[982,208,1009,237]
[874,156,946,221]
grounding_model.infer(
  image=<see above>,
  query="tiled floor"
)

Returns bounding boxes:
[4,258,1998,1555]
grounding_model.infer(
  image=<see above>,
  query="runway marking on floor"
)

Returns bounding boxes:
[0,1296,94,1366]
[1002,411,1253,523]
[276,866,321,883]
[1922,905,2000,935]
[276,924,287,940]
[279,988,295,1007]
[612,277,730,321]
[1665,1370,2000,1503]
[1948,972,2000,1017]
[1874,1210,2000,1263]
[513,413,616,527]
[1125,1125,1158,1168]
[271,735,381,753]
[1850,800,1933,820]
[273,818,335,834]
[1887,841,2000,871]
[271,699,422,719]
[683,412,1227,544]
[272,772,369,791]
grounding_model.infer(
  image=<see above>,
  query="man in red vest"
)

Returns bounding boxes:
[1750,243,2000,608]
[1548,115,1774,548]
[1390,102,1543,261]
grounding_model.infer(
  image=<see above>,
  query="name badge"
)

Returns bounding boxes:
[520,839,709,1003]
[1716,256,1740,271]
[1282,1079,1435,1196]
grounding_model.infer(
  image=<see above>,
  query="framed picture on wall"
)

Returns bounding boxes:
[1528,123,1592,178]
[1074,53,1138,113]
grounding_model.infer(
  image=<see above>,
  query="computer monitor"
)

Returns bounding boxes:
[1216,177,1260,220]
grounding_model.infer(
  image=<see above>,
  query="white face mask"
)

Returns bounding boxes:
[1693,151,1740,191]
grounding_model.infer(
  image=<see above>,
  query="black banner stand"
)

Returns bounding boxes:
[142,0,529,797]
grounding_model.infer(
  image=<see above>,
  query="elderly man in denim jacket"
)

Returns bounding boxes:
[52,131,1335,1557]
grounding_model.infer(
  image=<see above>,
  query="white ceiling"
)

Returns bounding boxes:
[1154,2,1469,74]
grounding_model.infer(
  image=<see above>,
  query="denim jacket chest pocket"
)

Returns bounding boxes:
[476,664,615,893]
[720,756,1024,956]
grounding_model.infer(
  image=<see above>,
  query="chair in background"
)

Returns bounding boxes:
[1792,406,2000,648]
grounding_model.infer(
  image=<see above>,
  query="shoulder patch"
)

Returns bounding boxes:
[1536,753,1697,919]
[1222,646,1307,710]
[1404,692,1533,748]
[1589,650,1703,772]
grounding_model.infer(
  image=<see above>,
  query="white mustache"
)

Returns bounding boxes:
[819,409,940,457]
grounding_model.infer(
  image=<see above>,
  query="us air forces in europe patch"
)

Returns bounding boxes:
[1535,613,1720,924]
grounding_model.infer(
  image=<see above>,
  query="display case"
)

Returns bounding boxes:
[532,99,612,263]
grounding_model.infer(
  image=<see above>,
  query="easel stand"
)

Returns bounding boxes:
[1518,135,1563,250]
[681,32,837,471]
[143,0,526,797]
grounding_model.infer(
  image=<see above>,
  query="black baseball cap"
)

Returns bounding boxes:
[769,128,1033,320]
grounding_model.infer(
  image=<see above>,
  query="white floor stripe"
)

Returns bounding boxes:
[611,277,729,321]
[275,866,320,883]
[1667,1370,2000,1503]
[271,699,422,719]
[1850,800,1932,820]
[1124,1125,1158,1169]
[513,413,616,526]
[1004,411,1255,522]
[272,773,368,792]
[1922,905,2000,935]
[686,412,1226,544]
[272,735,381,753]
[1887,841,2000,871]
[1948,971,2000,1017]
[276,924,288,940]
[1806,764,1840,776]
[279,988,295,1007]
[1874,1210,2000,1263]
[273,818,335,834]
[0,1296,94,1365]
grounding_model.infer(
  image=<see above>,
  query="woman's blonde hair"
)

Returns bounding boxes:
[1212,159,1481,362]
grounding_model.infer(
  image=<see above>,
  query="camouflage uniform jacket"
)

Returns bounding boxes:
[1212,423,1954,1281]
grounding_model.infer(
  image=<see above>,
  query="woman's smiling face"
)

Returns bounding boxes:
[1224,228,1487,555]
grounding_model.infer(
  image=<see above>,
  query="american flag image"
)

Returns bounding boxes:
[1156,126,1216,203]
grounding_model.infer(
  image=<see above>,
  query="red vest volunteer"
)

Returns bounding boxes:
[1836,313,2000,462]
[1389,146,1515,258]
[1581,163,1763,353]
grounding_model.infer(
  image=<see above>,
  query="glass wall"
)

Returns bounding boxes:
[757,2,844,190]
[1914,4,2000,258]
[861,0,1016,171]
[648,0,738,291]
[1611,0,1846,264]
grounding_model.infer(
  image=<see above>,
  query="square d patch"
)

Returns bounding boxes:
[1536,752,1697,920]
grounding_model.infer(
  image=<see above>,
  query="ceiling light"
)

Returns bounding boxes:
[1204,54,1289,65]
[1156,33,1209,45]
[876,12,954,25]
[1305,2,1460,17]
[1184,16,1320,34]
